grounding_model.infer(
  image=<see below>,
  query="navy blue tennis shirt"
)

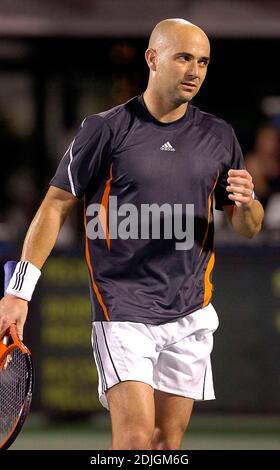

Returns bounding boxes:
[50,95,245,324]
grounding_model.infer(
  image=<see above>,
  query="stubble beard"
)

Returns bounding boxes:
[172,89,192,107]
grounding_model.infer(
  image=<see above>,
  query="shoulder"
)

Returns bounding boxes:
[192,106,235,151]
[76,114,110,138]
[81,97,138,143]
[98,96,138,131]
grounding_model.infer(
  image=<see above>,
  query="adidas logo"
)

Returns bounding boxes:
[160,141,175,152]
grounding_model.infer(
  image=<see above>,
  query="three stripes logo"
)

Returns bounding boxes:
[12,261,28,291]
[160,141,175,152]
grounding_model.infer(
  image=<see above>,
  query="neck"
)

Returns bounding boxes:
[143,88,188,123]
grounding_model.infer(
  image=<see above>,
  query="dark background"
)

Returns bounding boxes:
[1,37,279,196]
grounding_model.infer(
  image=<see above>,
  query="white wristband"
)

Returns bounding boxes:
[6,261,41,301]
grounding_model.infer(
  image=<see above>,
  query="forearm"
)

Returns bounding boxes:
[21,188,77,269]
[0,188,77,338]
[21,206,64,269]
[231,200,264,238]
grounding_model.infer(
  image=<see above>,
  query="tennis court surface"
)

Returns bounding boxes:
[10,413,280,450]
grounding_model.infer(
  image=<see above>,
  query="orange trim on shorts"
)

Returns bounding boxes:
[99,164,113,251]
[84,205,110,321]
[199,170,220,257]
[202,251,215,308]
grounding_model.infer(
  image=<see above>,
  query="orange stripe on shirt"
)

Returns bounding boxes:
[84,205,110,321]
[99,164,113,251]
[202,250,215,308]
[199,169,220,257]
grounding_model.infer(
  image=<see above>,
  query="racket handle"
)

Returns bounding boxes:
[4,261,17,292]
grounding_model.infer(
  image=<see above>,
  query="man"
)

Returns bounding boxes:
[0,19,264,450]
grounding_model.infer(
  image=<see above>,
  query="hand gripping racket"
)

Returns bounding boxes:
[0,261,34,450]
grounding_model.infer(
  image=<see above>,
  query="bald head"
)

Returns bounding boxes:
[148,18,210,54]
[144,18,210,109]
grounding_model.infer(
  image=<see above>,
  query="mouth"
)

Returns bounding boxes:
[181,82,197,90]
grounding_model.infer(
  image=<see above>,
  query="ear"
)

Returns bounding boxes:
[145,48,158,71]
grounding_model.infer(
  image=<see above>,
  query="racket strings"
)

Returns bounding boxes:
[0,348,28,444]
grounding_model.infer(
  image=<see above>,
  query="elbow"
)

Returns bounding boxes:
[254,222,263,236]
[245,222,263,239]
[234,221,263,239]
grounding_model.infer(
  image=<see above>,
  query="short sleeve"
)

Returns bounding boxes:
[50,115,111,198]
[214,128,246,211]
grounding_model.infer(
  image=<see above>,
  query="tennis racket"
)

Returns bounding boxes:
[0,261,34,450]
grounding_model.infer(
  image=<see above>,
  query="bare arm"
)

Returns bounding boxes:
[224,200,264,238]
[21,186,78,268]
[223,169,264,238]
[0,186,78,339]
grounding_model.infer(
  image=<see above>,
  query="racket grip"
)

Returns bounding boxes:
[4,261,17,292]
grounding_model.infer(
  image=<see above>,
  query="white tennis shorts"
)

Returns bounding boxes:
[91,303,219,410]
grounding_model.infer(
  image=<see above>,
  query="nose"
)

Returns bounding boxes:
[186,60,199,78]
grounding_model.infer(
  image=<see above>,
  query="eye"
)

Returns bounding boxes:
[179,55,191,61]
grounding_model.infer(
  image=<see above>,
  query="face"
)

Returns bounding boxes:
[150,27,210,105]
